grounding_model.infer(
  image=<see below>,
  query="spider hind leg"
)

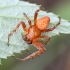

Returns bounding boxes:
[12,40,46,62]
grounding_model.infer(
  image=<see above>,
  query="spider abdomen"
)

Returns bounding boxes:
[36,16,50,30]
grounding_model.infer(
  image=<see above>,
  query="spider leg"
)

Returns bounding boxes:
[13,39,46,62]
[40,35,50,45]
[34,6,44,25]
[8,21,28,46]
[23,13,32,26]
[43,17,61,32]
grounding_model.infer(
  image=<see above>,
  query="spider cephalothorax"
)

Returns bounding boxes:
[8,7,61,61]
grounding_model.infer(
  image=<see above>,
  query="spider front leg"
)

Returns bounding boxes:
[23,13,32,26]
[43,17,61,32]
[13,39,46,61]
[34,6,44,25]
[8,21,28,46]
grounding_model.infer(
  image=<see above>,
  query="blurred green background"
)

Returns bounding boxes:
[0,0,70,70]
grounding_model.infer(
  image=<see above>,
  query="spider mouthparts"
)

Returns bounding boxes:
[23,35,32,44]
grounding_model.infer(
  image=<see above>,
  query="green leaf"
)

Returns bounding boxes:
[0,59,2,65]
[0,0,70,64]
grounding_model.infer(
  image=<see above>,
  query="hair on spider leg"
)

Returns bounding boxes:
[26,49,41,60]
[39,5,45,11]
[12,55,24,61]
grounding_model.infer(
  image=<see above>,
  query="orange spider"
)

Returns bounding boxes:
[7,7,61,61]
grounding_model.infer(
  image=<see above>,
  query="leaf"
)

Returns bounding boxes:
[0,0,70,64]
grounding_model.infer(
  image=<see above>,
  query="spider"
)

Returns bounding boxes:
[7,7,61,62]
